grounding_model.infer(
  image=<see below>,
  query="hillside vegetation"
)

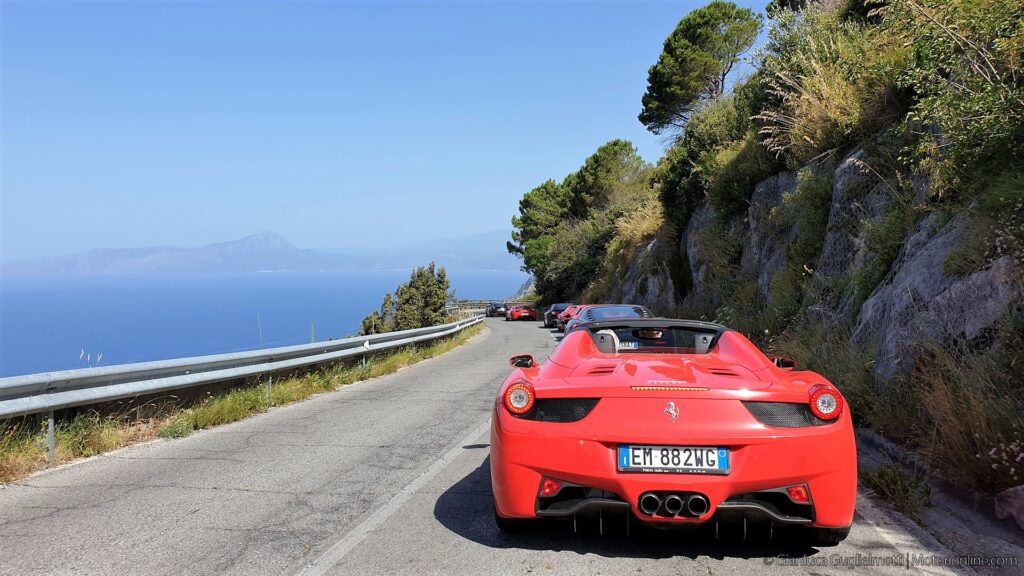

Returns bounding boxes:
[509,0,1024,495]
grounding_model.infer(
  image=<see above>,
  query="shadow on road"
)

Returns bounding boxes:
[433,456,821,560]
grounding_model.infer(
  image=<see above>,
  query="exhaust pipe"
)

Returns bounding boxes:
[663,494,684,516]
[638,493,661,515]
[686,494,710,516]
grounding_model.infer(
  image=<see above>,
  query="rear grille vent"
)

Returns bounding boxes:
[533,399,600,423]
[587,365,617,375]
[742,401,831,428]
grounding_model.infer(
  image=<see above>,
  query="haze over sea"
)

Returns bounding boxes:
[0,271,526,377]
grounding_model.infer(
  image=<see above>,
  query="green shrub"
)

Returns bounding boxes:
[850,205,918,308]
[55,414,121,459]
[943,218,996,277]
[861,462,931,522]
[768,267,803,320]
[686,96,747,153]
[776,168,834,268]
[656,144,700,227]
[706,132,781,217]
[158,415,194,439]
[886,0,1024,168]
[191,387,268,430]
[692,217,741,290]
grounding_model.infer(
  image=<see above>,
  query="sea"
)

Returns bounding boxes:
[0,271,528,377]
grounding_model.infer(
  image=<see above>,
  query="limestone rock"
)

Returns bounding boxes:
[618,238,678,313]
[994,485,1024,530]
[852,212,1023,379]
[740,172,797,302]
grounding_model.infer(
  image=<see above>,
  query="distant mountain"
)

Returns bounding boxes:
[358,229,522,272]
[1,230,522,277]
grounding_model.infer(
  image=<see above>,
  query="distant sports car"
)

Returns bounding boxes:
[485,302,508,317]
[563,304,653,333]
[544,303,573,329]
[505,305,537,321]
[490,318,855,545]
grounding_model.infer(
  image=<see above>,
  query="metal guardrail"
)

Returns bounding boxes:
[0,315,484,465]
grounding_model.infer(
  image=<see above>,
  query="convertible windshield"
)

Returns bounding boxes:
[591,326,718,354]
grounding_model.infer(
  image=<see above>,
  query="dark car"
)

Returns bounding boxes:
[543,303,573,329]
[485,302,508,317]
[564,304,654,333]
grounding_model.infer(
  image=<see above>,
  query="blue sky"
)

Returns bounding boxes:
[1,0,766,260]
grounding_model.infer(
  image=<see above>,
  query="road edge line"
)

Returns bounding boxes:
[297,417,492,576]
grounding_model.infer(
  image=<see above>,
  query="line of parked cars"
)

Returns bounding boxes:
[488,301,655,329]
[485,302,538,321]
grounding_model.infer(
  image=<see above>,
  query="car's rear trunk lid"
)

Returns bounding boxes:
[541,356,771,397]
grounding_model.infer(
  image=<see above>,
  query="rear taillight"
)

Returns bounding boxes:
[504,380,535,415]
[809,385,843,421]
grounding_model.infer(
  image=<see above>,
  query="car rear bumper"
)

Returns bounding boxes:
[490,400,856,528]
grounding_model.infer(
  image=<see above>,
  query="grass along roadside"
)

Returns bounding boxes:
[0,323,484,483]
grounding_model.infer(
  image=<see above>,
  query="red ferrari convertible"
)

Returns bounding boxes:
[505,305,537,321]
[490,318,855,545]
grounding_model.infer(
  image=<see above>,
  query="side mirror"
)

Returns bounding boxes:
[509,354,536,368]
[772,356,797,370]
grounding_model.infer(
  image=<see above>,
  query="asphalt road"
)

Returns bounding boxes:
[0,319,971,576]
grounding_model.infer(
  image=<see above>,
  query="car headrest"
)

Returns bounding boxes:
[593,329,620,355]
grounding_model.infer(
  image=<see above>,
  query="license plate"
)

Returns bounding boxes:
[617,445,730,474]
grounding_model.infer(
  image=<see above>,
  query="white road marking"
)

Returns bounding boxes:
[297,418,491,576]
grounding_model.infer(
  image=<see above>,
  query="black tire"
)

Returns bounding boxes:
[804,527,850,546]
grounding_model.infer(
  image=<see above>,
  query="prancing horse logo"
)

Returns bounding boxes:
[664,401,679,422]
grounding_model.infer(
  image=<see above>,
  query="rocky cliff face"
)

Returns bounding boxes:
[615,147,1024,381]
[852,213,1023,379]
[616,238,680,312]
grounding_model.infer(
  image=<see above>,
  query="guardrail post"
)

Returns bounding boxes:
[265,374,272,404]
[46,411,55,467]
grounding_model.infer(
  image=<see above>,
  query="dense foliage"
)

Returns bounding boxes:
[359,263,452,334]
[507,140,655,302]
[512,0,1024,307]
